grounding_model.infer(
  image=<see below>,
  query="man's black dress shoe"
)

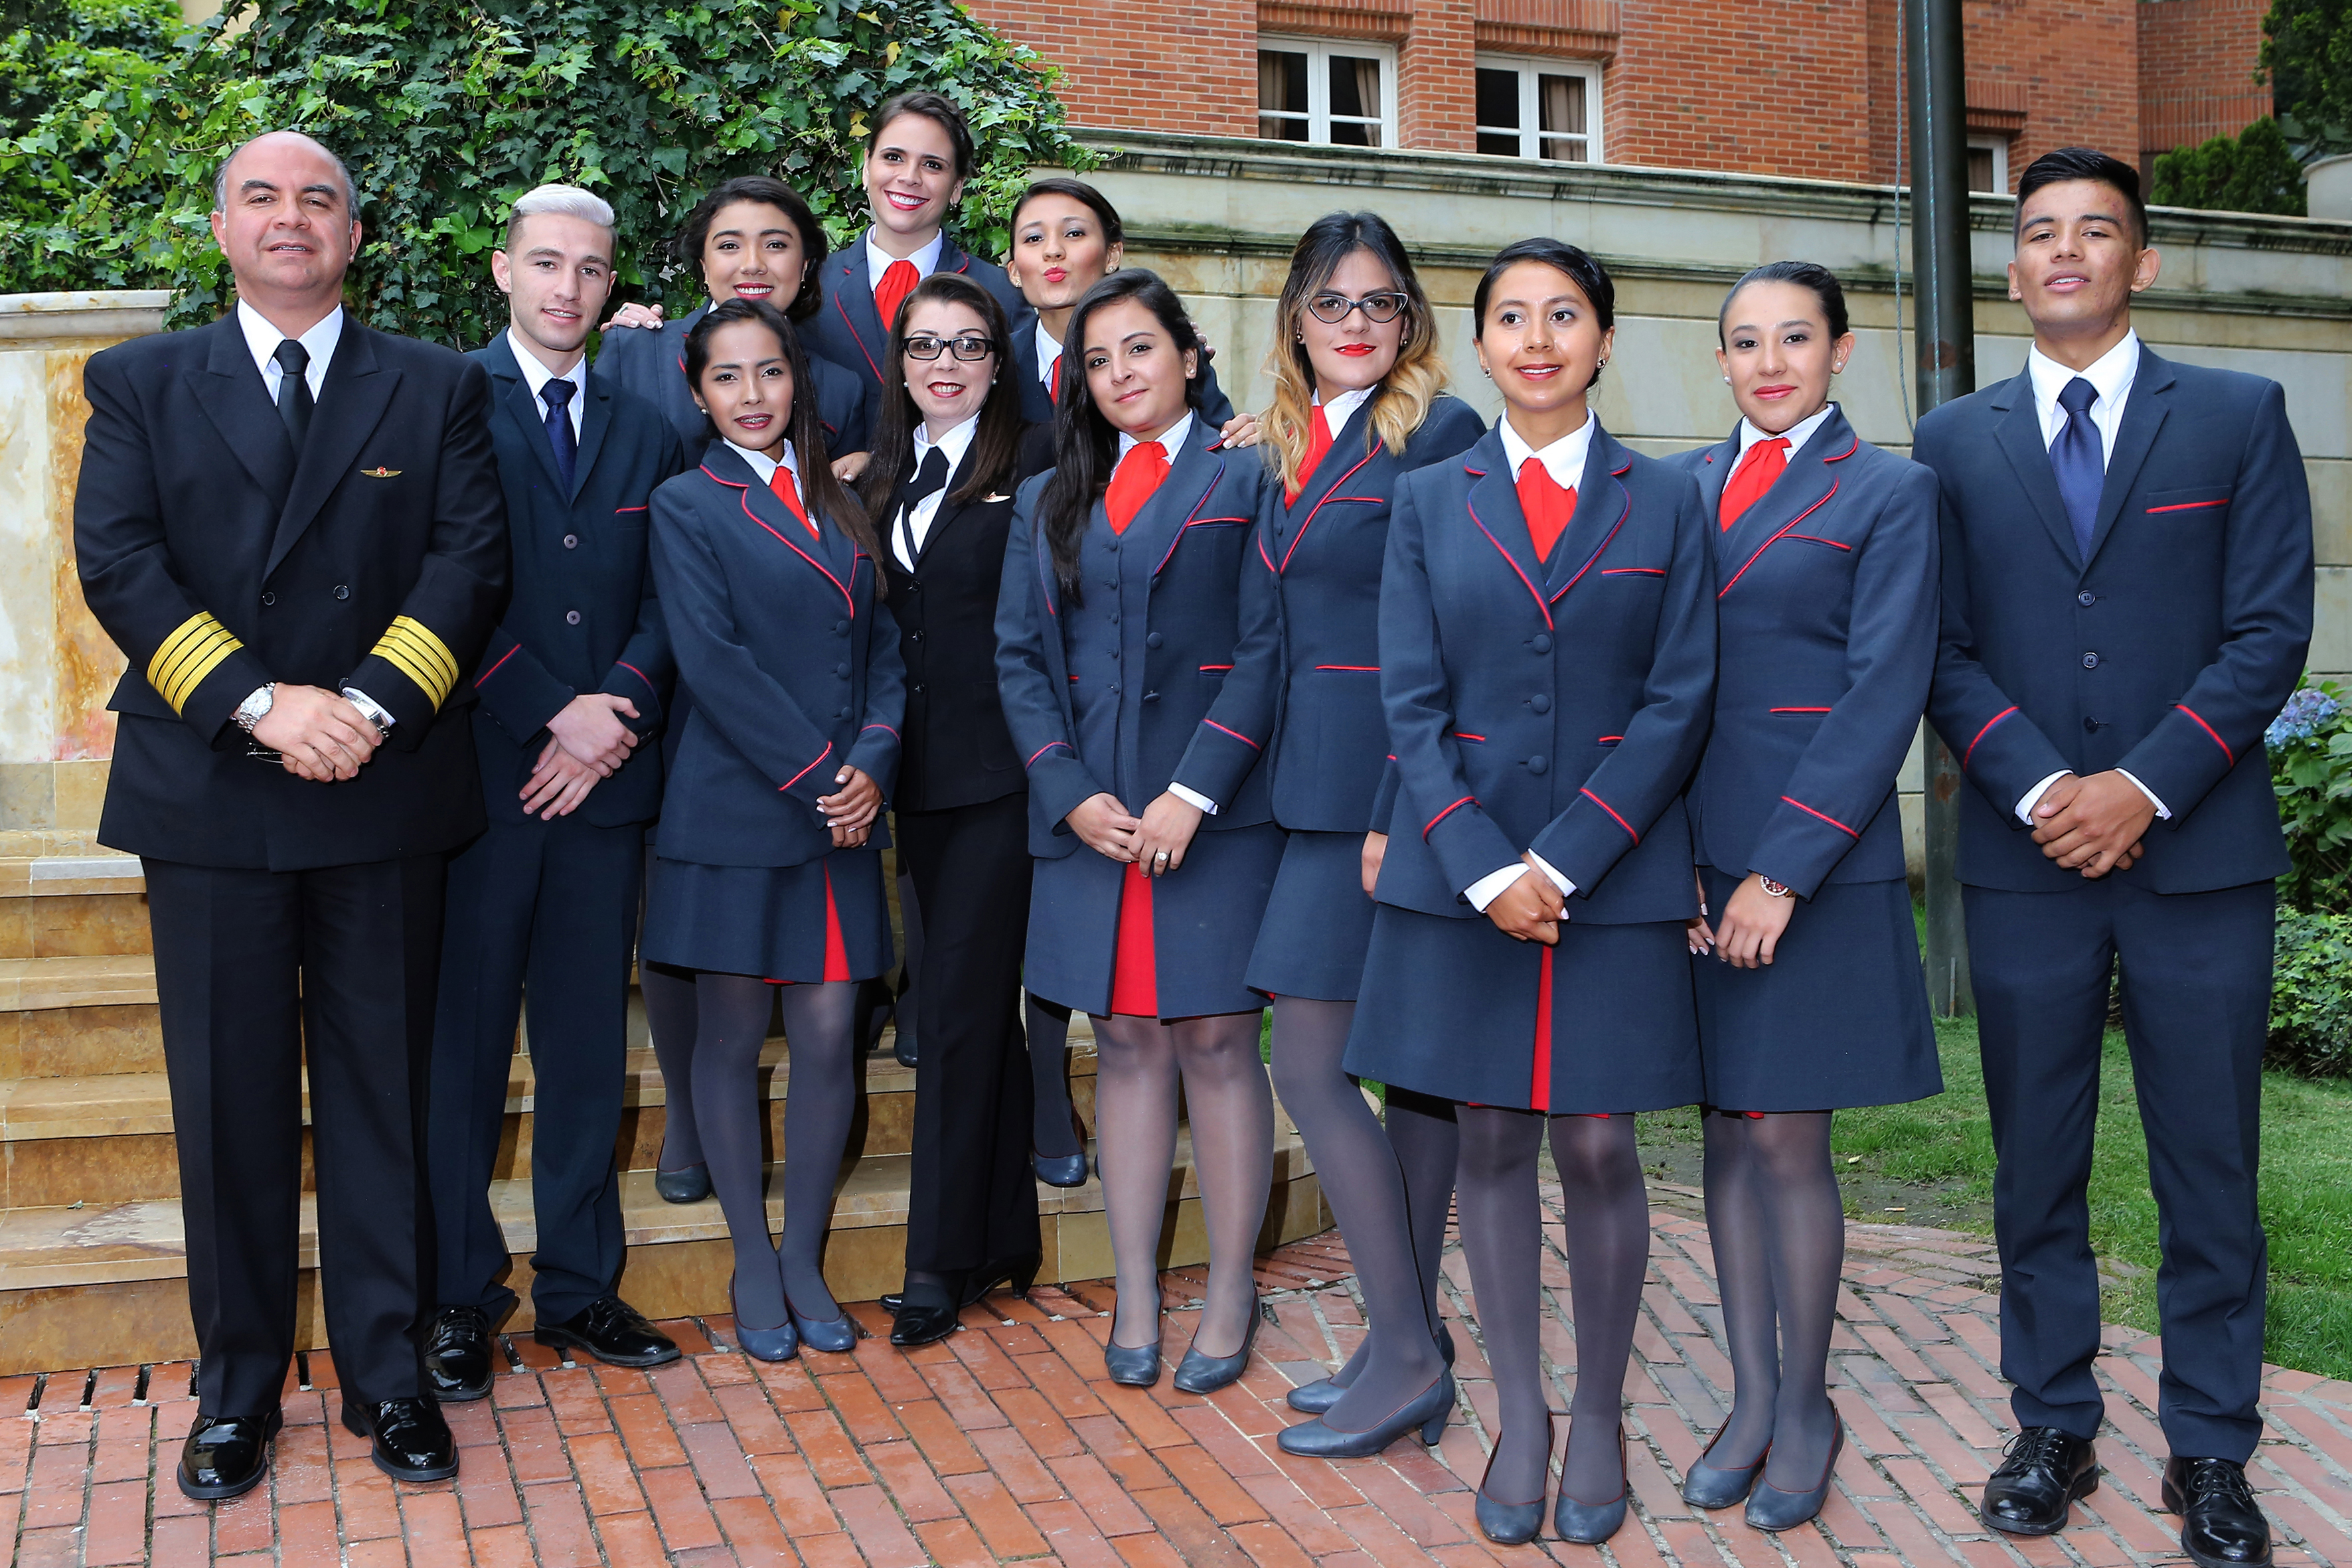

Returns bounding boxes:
[890,1255,1043,1348]
[534,1296,681,1368]
[1981,1427,2099,1534]
[2164,1456,2273,1568]
[177,1410,281,1501]
[342,1398,459,1482]
[425,1304,495,1401]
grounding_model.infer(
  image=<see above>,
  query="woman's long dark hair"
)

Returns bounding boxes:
[674,175,827,323]
[1037,270,1206,597]
[684,297,884,591]
[856,274,1025,531]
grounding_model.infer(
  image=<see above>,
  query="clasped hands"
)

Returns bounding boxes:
[1486,852,1565,946]
[1066,791,1204,875]
[522,693,643,819]
[252,684,380,783]
[2031,771,2150,877]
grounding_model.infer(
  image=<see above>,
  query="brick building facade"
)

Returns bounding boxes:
[963,0,2272,189]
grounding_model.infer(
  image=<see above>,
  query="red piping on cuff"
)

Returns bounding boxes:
[1962,706,2016,769]
[781,745,833,791]
[1202,718,1259,750]
[1580,787,1639,843]
[613,660,652,690]
[1025,741,1072,769]
[1780,795,1859,837]
[1424,796,1474,838]
[2175,704,2234,763]
[474,645,521,687]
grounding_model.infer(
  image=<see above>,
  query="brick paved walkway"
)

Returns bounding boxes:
[7,1180,2351,1566]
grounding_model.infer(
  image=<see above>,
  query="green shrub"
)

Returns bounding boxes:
[2150,117,2309,216]
[1,0,1089,345]
[2270,910,2352,1077]
[2270,680,2352,914]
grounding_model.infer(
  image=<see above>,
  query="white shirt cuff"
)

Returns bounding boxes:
[1464,864,1525,913]
[1527,851,1576,901]
[2117,769,2171,821]
[2016,770,2071,824]
[1168,782,1219,815]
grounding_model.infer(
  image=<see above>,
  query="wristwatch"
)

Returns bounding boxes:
[232,683,275,734]
[1759,877,1792,898]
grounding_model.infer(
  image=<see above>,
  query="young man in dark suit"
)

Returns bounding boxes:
[1921,147,2313,1568]
[74,131,508,1498]
[421,186,689,1401]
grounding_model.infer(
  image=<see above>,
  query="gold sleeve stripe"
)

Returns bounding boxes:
[370,616,459,710]
[145,613,244,716]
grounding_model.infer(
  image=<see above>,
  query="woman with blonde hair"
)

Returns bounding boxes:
[1251,212,1488,1458]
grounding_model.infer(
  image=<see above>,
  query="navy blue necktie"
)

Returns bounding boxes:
[272,339,312,448]
[540,377,578,493]
[2050,375,2102,559]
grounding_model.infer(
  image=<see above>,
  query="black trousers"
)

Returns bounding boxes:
[898,792,1041,1274]
[143,854,444,1417]
[1965,876,2274,1463]
[427,814,643,1323]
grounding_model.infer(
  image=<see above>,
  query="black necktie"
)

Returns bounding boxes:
[2050,376,2103,559]
[898,444,952,566]
[540,378,578,493]
[273,339,312,447]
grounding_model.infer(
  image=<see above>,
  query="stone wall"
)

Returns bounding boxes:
[0,294,166,852]
[1075,131,2352,873]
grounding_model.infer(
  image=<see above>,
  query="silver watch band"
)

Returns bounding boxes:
[232,683,276,734]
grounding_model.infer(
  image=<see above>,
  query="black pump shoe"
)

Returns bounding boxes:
[654,1163,711,1204]
[2164,1456,2273,1568]
[1981,1427,2100,1535]
[342,1397,458,1483]
[177,1410,281,1501]
[425,1304,495,1402]
[534,1296,680,1368]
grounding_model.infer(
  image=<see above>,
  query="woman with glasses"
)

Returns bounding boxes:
[995,270,1283,1396]
[1249,213,1486,1460]
[854,274,1059,1348]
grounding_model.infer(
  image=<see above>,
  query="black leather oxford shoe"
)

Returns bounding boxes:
[424,1304,495,1401]
[2164,1456,2273,1568]
[177,1410,281,1501]
[1982,1427,2100,1535]
[343,1397,458,1482]
[534,1296,681,1368]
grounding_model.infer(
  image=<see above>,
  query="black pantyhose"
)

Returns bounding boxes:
[1091,1011,1272,1358]
[1322,1087,1458,1393]
[1455,1107,1649,1508]
[690,974,858,1330]
[1700,1109,1842,1487]
[1026,994,1083,1160]
[1268,998,1443,1425]
[643,961,702,1173]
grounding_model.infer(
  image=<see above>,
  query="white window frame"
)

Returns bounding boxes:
[1256,36,1400,150]
[1473,54,1604,165]
[1968,134,2009,194]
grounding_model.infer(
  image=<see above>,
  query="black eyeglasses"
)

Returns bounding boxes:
[904,334,996,361]
[1306,291,1409,325]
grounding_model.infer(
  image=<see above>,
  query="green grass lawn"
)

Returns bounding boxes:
[1640,1016,2352,1380]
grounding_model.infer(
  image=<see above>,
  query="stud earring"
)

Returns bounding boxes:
[1723,375,1731,384]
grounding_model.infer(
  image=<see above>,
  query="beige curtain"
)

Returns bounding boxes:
[1539,73,1586,161]
[1354,56,1383,145]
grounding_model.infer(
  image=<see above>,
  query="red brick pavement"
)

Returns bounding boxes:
[6,1182,2350,1565]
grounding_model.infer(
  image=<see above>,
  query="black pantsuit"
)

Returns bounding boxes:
[428,816,645,1322]
[886,425,1054,1277]
[898,794,1038,1271]
[1965,877,2273,1458]
[146,854,446,1417]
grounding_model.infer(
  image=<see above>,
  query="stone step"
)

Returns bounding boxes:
[0,1120,1329,1375]
[0,854,150,961]
[0,1034,1101,1204]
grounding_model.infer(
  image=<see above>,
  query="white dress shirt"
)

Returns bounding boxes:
[1737,400,1836,461]
[2013,331,2167,824]
[1316,385,1375,435]
[724,436,800,490]
[238,299,341,402]
[1463,414,1595,913]
[505,327,588,440]
[866,230,945,293]
[1034,315,1063,392]
[892,416,979,568]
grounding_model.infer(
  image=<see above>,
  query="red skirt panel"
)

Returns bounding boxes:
[1109,861,1158,1018]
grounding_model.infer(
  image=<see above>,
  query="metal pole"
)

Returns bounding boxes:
[1909,0,1975,1016]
